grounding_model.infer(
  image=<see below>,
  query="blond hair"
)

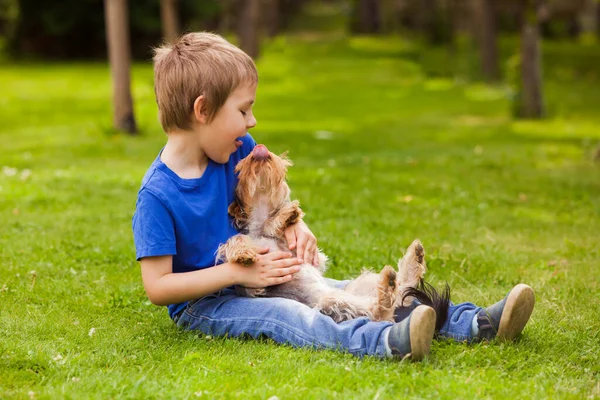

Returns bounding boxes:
[152,32,258,132]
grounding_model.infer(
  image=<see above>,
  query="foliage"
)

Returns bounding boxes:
[1,32,600,399]
[4,0,221,59]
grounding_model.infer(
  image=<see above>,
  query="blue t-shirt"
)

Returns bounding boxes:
[132,134,256,319]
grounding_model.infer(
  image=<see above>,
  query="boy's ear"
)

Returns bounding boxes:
[193,95,208,124]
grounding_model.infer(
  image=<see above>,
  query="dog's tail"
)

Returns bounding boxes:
[402,280,451,332]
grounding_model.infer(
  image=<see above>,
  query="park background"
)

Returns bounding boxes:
[1,0,599,398]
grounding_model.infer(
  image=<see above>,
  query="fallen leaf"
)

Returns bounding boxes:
[519,193,528,202]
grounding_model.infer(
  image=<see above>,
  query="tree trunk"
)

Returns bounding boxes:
[160,0,179,43]
[237,0,260,59]
[218,0,235,34]
[442,0,456,50]
[598,1,600,37]
[578,0,598,38]
[520,11,544,118]
[417,0,441,44]
[263,0,280,38]
[351,0,381,34]
[474,0,499,81]
[104,0,137,134]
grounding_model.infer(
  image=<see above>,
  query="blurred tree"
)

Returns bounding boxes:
[350,0,381,34]
[0,0,18,39]
[377,0,401,33]
[9,0,106,58]
[473,0,499,81]
[417,0,452,44]
[263,0,280,38]
[518,0,544,118]
[536,0,589,39]
[237,0,260,59]
[104,0,137,134]
[6,0,221,59]
[160,0,179,42]
[218,0,235,33]
[578,0,598,38]
[391,0,453,44]
[279,0,309,32]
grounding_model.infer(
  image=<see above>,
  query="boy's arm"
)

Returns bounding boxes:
[140,256,239,305]
[141,250,302,306]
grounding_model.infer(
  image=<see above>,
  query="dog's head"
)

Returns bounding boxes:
[233,144,293,213]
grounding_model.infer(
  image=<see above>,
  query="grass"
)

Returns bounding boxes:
[2,14,600,400]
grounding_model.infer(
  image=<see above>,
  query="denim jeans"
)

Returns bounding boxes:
[174,278,393,357]
[438,302,482,341]
[174,278,483,355]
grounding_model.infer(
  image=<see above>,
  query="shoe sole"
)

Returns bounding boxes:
[409,305,436,361]
[497,284,535,341]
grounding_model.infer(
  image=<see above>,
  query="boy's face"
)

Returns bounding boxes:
[200,82,257,164]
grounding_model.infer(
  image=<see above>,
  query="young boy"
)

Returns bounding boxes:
[133,32,535,361]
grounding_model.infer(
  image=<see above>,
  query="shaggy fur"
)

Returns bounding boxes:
[218,144,449,324]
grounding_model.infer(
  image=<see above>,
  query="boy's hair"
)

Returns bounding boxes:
[153,32,258,132]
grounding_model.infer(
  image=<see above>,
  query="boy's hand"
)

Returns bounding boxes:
[284,220,319,267]
[236,248,302,288]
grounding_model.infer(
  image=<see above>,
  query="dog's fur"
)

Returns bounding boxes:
[218,145,449,324]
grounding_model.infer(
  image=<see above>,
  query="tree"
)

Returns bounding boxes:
[578,0,598,38]
[104,0,137,134]
[160,0,180,43]
[263,0,280,38]
[350,0,381,34]
[519,0,544,118]
[473,0,500,81]
[237,0,261,59]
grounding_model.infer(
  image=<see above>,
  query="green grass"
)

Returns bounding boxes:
[2,26,600,400]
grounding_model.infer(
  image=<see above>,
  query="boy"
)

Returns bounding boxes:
[133,32,534,360]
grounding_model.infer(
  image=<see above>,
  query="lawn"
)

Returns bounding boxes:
[1,17,600,400]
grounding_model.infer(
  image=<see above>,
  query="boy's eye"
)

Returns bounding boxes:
[240,110,247,116]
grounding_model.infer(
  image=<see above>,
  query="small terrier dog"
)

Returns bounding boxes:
[218,144,448,324]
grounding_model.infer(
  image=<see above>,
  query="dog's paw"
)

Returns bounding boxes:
[232,249,259,266]
[406,239,424,264]
[218,234,259,266]
[373,265,397,321]
[383,265,397,288]
[397,239,426,286]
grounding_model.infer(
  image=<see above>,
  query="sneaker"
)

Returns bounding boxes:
[477,284,535,341]
[387,305,436,361]
[393,300,419,323]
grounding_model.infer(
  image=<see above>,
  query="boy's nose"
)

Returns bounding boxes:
[247,115,257,129]
[252,144,270,160]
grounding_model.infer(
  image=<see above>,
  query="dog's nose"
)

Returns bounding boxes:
[252,144,270,160]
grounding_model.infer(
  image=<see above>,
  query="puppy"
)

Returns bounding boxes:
[218,144,446,324]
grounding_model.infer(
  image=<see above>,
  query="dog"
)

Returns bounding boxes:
[218,144,449,326]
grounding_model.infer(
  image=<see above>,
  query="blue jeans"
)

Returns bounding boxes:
[175,278,393,357]
[174,278,482,356]
[438,302,482,341]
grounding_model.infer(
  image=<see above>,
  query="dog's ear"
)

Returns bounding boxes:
[235,155,251,173]
[264,200,305,238]
[284,200,304,226]
[278,151,293,168]
[228,199,248,230]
